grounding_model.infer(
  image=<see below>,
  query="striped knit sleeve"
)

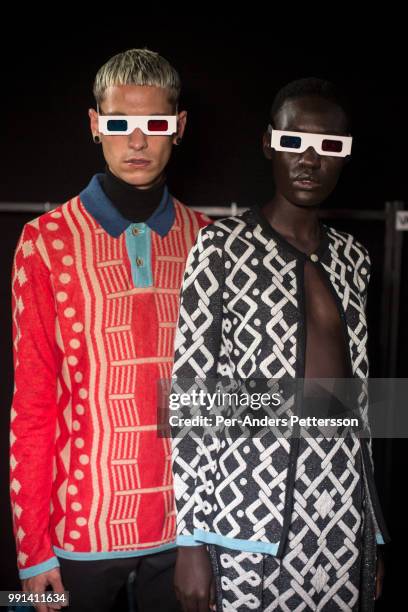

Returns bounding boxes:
[196,212,212,230]
[171,227,224,545]
[10,223,61,579]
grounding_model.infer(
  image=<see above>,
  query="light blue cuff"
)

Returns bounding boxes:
[19,555,60,579]
[376,533,385,545]
[176,535,203,547]
[193,529,280,555]
[53,542,176,560]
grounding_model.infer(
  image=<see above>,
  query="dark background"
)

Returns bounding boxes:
[0,16,406,609]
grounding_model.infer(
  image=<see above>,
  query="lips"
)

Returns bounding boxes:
[292,175,321,190]
[125,158,151,167]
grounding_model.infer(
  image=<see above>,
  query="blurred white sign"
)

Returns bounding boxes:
[396,211,408,230]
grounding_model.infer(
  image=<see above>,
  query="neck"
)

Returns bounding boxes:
[262,195,321,244]
[101,166,166,223]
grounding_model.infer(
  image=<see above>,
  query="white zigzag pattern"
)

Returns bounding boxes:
[172,214,371,606]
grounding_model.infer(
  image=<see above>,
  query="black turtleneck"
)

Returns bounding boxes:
[101,166,165,223]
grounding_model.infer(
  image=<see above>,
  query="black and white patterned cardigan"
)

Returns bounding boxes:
[171,205,389,556]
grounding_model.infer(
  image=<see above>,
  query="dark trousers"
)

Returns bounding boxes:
[58,549,181,612]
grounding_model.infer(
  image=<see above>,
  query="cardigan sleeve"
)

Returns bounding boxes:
[10,223,61,579]
[170,226,224,545]
[361,247,371,312]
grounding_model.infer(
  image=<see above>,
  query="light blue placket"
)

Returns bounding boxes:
[125,223,153,288]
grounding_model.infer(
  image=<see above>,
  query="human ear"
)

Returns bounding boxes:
[263,130,273,160]
[173,110,187,145]
[88,108,100,142]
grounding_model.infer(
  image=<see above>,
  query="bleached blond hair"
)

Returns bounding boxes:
[93,48,181,108]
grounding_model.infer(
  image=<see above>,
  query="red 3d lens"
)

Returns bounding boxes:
[321,139,343,153]
[147,119,169,132]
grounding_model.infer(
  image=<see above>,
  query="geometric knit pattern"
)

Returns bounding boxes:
[10,195,208,576]
[171,208,388,557]
[209,461,364,612]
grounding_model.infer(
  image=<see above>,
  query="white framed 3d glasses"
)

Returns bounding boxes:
[98,114,178,136]
[268,125,352,157]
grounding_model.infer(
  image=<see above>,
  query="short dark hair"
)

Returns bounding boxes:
[270,77,351,130]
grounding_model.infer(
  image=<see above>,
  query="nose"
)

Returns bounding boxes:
[128,127,147,150]
[299,145,321,169]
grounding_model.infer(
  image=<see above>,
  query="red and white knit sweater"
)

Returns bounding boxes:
[10,193,208,578]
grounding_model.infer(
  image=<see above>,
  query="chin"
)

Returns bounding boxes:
[290,191,325,208]
[126,177,150,187]
[123,170,158,188]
